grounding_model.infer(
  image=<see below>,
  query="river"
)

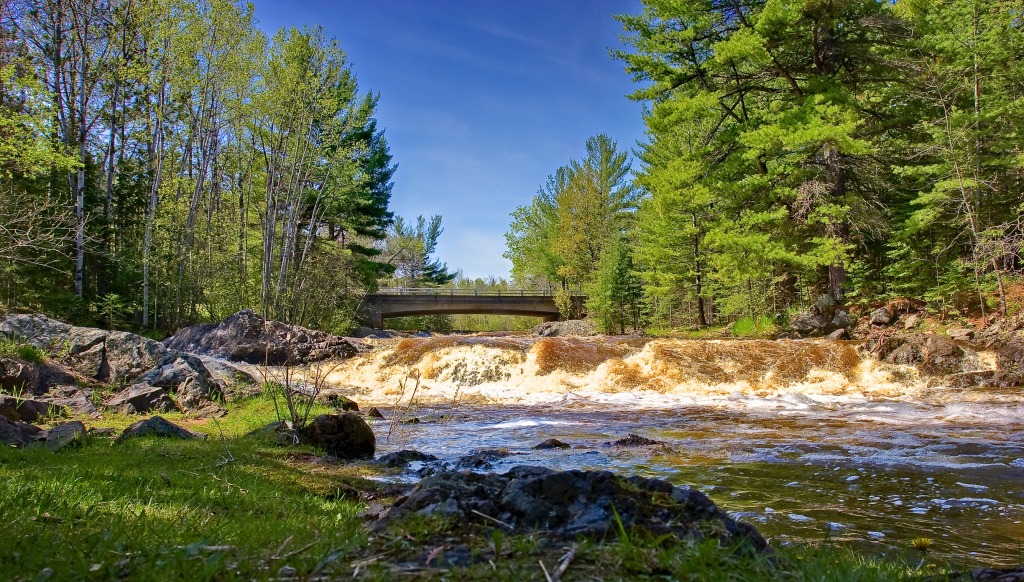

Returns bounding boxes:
[321,334,1024,566]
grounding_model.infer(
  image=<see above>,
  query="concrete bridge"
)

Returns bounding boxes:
[358,288,585,328]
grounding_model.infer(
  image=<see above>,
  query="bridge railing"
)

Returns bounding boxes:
[374,287,583,297]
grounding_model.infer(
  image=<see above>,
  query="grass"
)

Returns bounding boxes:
[730,315,780,338]
[1,395,955,581]
[0,337,47,363]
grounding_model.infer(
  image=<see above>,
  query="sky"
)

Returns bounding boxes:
[253,0,648,280]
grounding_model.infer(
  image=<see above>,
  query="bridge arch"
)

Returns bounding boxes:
[358,288,585,328]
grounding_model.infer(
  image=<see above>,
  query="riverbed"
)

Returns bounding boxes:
[319,335,1024,566]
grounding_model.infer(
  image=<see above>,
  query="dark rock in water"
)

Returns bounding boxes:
[376,449,439,467]
[532,320,596,337]
[164,309,362,366]
[609,433,662,447]
[316,388,359,411]
[104,384,175,414]
[0,395,57,422]
[378,466,768,550]
[402,417,421,425]
[872,333,977,376]
[870,307,893,326]
[117,416,206,441]
[46,421,87,452]
[456,448,516,470]
[0,415,46,447]
[302,413,375,459]
[533,438,571,450]
[367,407,385,419]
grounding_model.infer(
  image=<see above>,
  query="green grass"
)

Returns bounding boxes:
[0,337,47,363]
[1,395,954,580]
[730,315,780,338]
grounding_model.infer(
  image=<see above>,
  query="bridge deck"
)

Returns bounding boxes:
[360,288,585,327]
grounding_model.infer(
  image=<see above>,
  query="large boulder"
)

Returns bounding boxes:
[869,333,979,376]
[104,385,175,414]
[164,309,362,366]
[531,320,597,337]
[39,385,98,417]
[0,416,46,447]
[0,314,168,385]
[789,311,828,335]
[0,358,34,393]
[301,413,375,459]
[117,416,206,441]
[378,466,767,550]
[132,353,224,411]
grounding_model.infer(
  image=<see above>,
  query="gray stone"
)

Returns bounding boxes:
[302,413,375,459]
[164,309,362,366]
[104,385,175,414]
[316,388,359,411]
[830,309,856,330]
[814,294,837,315]
[827,328,848,341]
[0,415,46,447]
[0,358,33,394]
[790,311,828,335]
[133,353,224,412]
[903,313,923,330]
[117,416,206,441]
[531,320,597,337]
[375,449,438,467]
[946,327,975,342]
[533,438,571,450]
[46,421,87,451]
[876,333,976,376]
[870,307,893,326]
[0,395,57,422]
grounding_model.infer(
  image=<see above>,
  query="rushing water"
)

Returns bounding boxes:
[322,334,1024,566]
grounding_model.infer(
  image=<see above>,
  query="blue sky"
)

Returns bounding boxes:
[253,0,647,280]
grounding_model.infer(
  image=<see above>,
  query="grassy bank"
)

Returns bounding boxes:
[2,397,941,580]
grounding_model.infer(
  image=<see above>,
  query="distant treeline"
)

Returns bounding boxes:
[506,0,1024,332]
[1,0,401,334]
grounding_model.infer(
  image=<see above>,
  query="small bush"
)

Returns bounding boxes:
[15,344,44,363]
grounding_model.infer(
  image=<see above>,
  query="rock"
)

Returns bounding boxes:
[45,421,87,451]
[378,466,767,550]
[455,448,515,470]
[874,333,978,376]
[132,353,224,412]
[870,307,893,326]
[789,311,828,335]
[104,385,175,414]
[0,314,168,385]
[301,413,375,459]
[993,337,1024,386]
[196,355,258,395]
[923,566,1024,582]
[367,407,385,419]
[946,326,975,342]
[814,294,837,317]
[531,320,597,337]
[376,450,438,467]
[0,395,57,422]
[117,416,206,441]
[903,313,923,330]
[533,438,571,450]
[830,309,856,330]
[827,328,848,341]
[164,309,362,366]
[0,416,46,447]
[39,385,98,418]
[0,357,33,393]
[316,388,359,411]
[609,433,662,447]
[89,427,115,438]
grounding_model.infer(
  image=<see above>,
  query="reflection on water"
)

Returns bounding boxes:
[327,335,1024,566]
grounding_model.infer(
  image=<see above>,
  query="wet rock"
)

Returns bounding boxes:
[0,395,57,422]
[993,338,1024,386]
[533,438,571,450]
[367,407,385,419]
[316,388,359,411]
[946,327,975,342]
[378,466,768,550]
[164,309,362,366]
[532,320,597,337]
[301,413,375,459]
[376,449,439,467]
[104,385,175,415]
[117,416,206,441]
[608,433,663,447]
[873,333,978,376]
[827,329,848,341]
[0,415,46,447]
[870,307,893,326]
[455,448,515,470]
[46,421,87,452]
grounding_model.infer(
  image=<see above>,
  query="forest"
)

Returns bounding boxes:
[0,0,469,335]
[506,0,1024,333]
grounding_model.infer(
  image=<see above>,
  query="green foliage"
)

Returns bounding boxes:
[587,236,645,334]
[730,315,778,338]
[0,337,45,364]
